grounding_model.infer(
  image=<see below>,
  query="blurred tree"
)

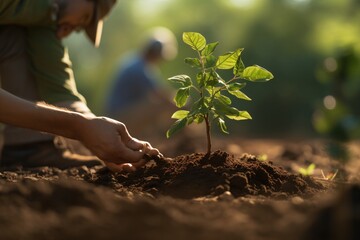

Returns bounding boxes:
[63,0,360,138]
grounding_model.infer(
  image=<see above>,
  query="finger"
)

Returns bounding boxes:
[106,160,146,173]
[105,162,136,172]
[130,159,147,169]
[143,147,162,156]
[121,163,136,172]
[115,122,133,143]
[126,138,146,151]
[139,142,162,156]
[105,162,123,172]
[114,124,160,161]
[127,139,161,157]
[116,124,147,151]
[115,141,145,163]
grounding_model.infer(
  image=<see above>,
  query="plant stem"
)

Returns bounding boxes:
[198,50,212,154]
[191,85,201,93]
[204,114,212,154]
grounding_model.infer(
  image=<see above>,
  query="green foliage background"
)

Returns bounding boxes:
[64,0,360,138]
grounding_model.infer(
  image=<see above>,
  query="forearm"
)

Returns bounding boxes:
[0,89,161,165]
[0,89,84,140]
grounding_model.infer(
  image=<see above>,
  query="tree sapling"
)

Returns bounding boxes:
[299,163,316,176]
[167,32,274,154]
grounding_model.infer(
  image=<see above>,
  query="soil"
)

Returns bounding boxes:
[0,137,360,240]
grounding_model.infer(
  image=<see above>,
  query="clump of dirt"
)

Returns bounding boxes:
[0,140,355,240]
[87,150,325,199]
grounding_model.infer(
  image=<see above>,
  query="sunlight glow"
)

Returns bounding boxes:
[229,0,256,8]
[287,0,311,4]
[286,0,311,8]
[292,0,310,3]
[134,0,170,16]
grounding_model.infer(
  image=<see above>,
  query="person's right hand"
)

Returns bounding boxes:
[75,116,161,167]
[0,89,160,171]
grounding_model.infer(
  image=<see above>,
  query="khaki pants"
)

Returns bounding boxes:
[0,26,92,158]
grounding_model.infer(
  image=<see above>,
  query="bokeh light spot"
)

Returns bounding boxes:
[324,57,338,72]
[323,95,336,110]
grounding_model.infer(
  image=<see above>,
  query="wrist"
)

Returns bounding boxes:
[67,112,92,140]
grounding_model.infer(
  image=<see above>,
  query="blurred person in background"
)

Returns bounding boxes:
[0,0,160,171]
[105,27,178,140]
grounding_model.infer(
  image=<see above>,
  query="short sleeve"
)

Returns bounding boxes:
[26,26,86,104]
[0,0,53,26]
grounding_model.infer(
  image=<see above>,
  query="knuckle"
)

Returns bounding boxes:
[118,122,126,130]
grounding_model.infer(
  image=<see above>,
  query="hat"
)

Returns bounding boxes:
[85,0,117,47]
[142,27,178,61]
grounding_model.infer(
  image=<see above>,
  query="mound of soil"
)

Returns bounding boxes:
[88,150,325,199]
[1,139,359,240]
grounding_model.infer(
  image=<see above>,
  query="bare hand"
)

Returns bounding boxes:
[105,138,164,172]
[76,116,161,168]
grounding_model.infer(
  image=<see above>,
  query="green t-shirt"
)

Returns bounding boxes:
[0,0,85,104]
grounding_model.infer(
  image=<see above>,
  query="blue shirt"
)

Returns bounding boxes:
[105,54,159,116]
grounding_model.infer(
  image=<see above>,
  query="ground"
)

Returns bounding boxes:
[0,137,359,240]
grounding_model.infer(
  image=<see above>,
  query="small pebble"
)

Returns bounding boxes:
[218,191,234,201]
[291,196,304,205]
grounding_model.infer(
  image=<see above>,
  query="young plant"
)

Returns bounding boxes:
[298,163,316,176]
[166,32,274,154]
[257,154,268,162]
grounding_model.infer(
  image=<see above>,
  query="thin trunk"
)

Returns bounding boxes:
[205,115,211,154]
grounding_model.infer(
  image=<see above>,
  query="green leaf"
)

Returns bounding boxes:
[196,72,205,87]
[226,111,252,121]
[185,58,201,68]
[166,118,188,138]
[227,83,246,91]
[174,87,190,108]
[308,163,316,172]
[171,110,189,119]
[217,118,229,134]
[299,163,316,176]
[202,42,219,56]
[205,55,217,68]
[213,99,239,116]
[216,49,242,69]
[215,93,232,105]
[204,70,221,87]
[194,114,204,124]
[234,56,245,76]
[183,32,206,51]
[168,75,192,87]
[228,90,252,101]
[189,98,208,116]
[242,65,274,82]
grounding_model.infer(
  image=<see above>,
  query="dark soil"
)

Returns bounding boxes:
[0,138,359,240]
[88,150,325,199]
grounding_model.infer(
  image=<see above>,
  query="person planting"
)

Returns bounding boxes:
[0,0,161,170]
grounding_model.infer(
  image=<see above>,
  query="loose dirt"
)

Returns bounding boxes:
[0,138,359,240]
[89,150,325,199]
